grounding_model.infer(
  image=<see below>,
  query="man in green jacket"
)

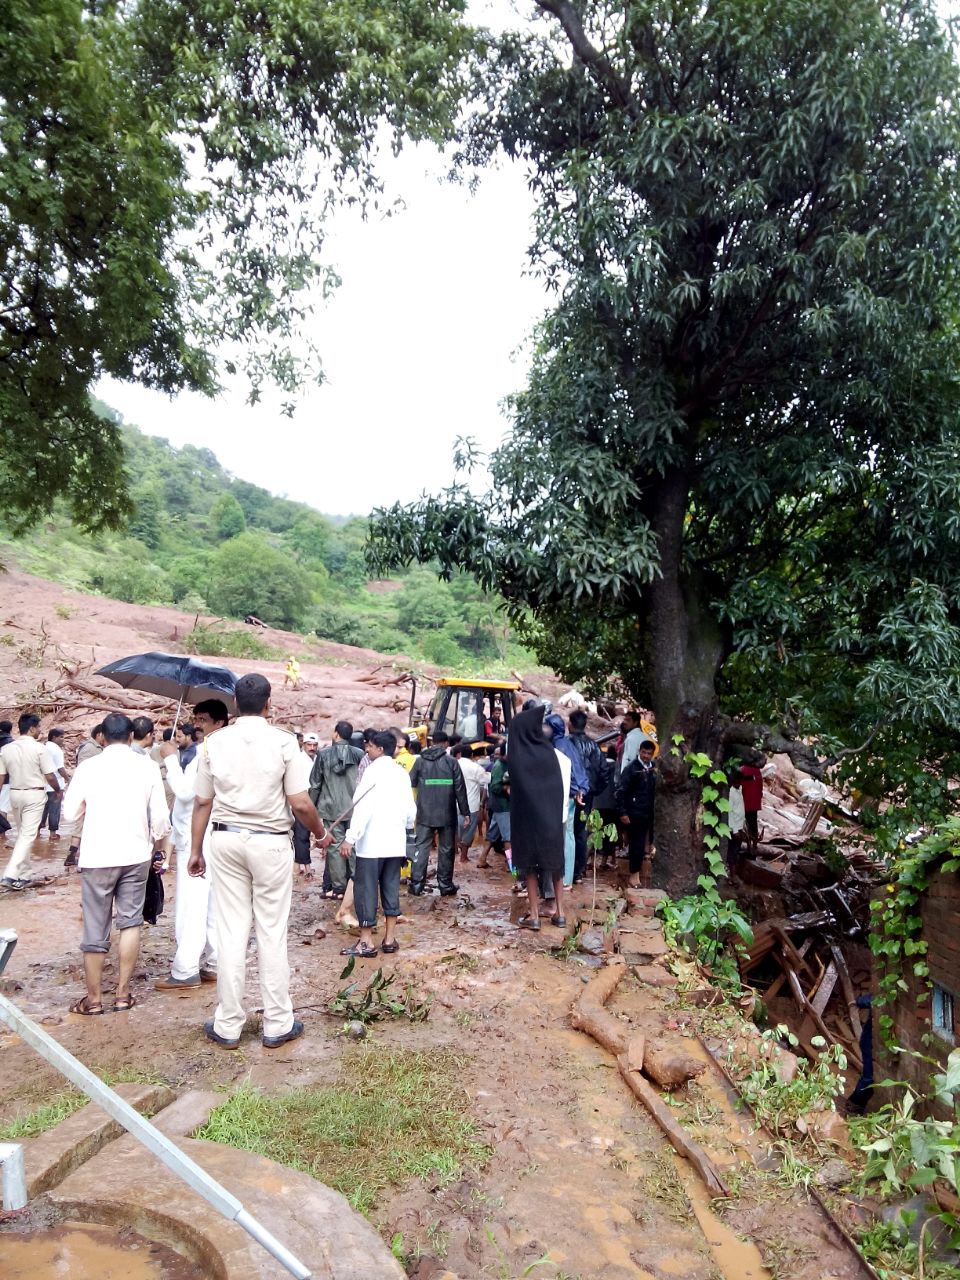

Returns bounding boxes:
[408,732,469,896]
[309,720,363,897]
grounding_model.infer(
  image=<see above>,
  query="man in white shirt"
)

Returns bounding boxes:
[62,713,170,1016]
[619,711,646,773]
[456,744,489,864]
[0,713,62,888]
[155,700,230,991]
[340,732,416,959]
[40,727,67,842]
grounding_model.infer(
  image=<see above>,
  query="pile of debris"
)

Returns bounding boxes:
[730,752,879,1073]
[738,912,865,1071]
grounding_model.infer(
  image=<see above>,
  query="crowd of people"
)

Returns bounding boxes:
[0,683,673,1048]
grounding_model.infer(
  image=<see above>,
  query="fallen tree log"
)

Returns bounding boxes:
[617,1059,727,1197]
[571,961,729,1198]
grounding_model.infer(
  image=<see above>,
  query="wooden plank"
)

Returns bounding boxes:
[787,965,863,1071]
[830,944,861,1029]
[798,799,824,840]
[811,960,838,1017]
[773,925,813,979]
[618,1058,728,1198]
[763,937,814,1000]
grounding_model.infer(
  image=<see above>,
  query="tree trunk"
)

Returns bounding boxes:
[643,467,726,896]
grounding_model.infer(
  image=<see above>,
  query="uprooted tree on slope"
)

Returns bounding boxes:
[0,0,473,531]
[370,0,960,894]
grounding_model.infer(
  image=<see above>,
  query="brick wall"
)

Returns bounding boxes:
[877,867,960,1111]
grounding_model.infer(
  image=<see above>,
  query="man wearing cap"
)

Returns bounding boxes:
[293,733,320,875]
[0,713,63,888]
[190,674,329,1049]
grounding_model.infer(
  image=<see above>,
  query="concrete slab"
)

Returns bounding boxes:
[24,1081,174,1197]
[46,1090,405,1279]
[150,1088,222,1139]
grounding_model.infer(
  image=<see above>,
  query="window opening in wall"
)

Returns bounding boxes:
[932,982,956,1043]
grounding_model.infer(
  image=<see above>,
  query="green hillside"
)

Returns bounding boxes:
[0,403,532,673]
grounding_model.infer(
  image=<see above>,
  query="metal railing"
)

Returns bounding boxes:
[0,927,311,1279]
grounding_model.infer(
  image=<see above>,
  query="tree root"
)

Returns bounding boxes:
[571,960,729,1198]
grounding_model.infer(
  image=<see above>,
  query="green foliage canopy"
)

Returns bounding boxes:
[370,0,960,886]
[0,0,473,532]
[207,532,313,630]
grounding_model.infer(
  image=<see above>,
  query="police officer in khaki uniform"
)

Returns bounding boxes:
[190,673,330,1049]
[0,713,62,888]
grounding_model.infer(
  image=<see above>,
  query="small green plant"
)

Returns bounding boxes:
[330,957,432,1024]
[584,806,619,924]
[734,1026,846,1133]
[54,603,73,619]
[658,884,753,990]
[849,1047,960,1248]
[857,1216,959,1280]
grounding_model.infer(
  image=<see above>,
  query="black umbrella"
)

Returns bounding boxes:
[95,652,238,716]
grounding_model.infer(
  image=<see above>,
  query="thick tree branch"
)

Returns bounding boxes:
[535,0,640,117]
[720,718,825,779]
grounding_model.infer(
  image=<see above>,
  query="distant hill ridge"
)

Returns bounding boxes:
[0,404,531,675]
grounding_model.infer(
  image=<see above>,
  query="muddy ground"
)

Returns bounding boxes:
[0,831,869,1280]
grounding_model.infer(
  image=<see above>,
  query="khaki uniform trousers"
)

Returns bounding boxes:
[208,829,294,1041]
[4,790,46,881]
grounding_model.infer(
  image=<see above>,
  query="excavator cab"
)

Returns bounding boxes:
[406,678,519,748]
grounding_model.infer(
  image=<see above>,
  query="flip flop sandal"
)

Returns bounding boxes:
[70,996,106,1016]
[380,941,400,954]
[339,944,379,958]
[517,915,541,931]
[113,994,137,1012]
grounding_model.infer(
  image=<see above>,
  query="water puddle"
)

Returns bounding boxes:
[0,1220,203,1280]
[682,1170,772,1280]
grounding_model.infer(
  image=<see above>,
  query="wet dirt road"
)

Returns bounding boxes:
[0,835,856,1280]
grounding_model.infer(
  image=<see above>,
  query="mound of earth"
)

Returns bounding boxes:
[0,570,580,747]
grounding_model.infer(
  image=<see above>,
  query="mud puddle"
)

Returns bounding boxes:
[0,1220,203,1280]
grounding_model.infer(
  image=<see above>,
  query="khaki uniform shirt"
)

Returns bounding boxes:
[194,716,304,831]
[1,736,55,789]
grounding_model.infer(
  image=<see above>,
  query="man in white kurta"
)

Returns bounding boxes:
[155,699,230,990]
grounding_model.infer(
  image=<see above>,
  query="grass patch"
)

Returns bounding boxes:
[0,1090,86,1139]
[195,1046,490,1214]
[183,623,284,661]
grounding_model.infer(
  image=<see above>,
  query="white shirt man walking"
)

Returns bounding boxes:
[155,699,230,991]
[190,673,329,1050]
[62,713,170,1015]
[0,713,62,888]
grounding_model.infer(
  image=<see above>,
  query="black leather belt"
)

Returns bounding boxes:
[10,786,44,790]
[211,822,290,836]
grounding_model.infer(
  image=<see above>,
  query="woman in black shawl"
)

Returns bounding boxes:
[507,704,566,930]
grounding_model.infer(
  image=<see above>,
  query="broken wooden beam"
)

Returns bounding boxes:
[811,960,839,1017]
[571,962,729,1198]
[618,1057,727,1197]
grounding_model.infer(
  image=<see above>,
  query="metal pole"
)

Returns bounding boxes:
[0,1141,27,1210]
[0,979,311,1279]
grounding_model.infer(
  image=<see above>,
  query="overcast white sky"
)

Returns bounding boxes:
[96,1,959,518]
[96,1,544,518]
